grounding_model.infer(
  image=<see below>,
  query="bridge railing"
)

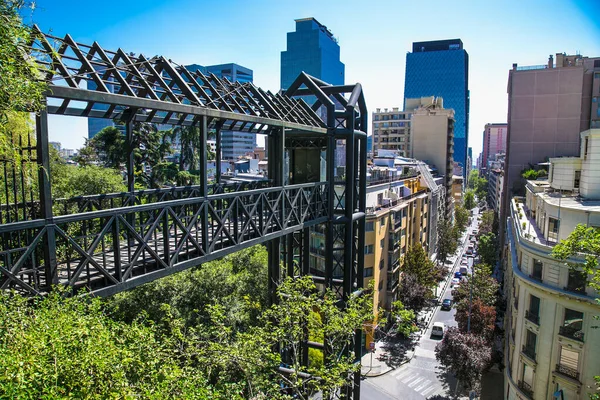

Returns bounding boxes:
[0,182,328,296]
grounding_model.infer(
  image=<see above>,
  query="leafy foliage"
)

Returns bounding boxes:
[397,272,433,313]
[478,232,498,266]
[401,244,437,288]
[390,300,418,338]
[479,210,495,236]
[452,263,499,308]
[464,190,476,210]
[468,170,488,200]
[454,205,469,235]
[437,217,458,265]
[0,1,46,117]
[435,327,492,391]
[454,298,496,341]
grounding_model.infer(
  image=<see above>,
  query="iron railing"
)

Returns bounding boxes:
[525,310,540,325]
[0,182,328,296]
[518,380,534,399]
[555,364,580,381]
[558,325,584,342]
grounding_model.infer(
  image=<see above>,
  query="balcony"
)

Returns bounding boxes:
[522,345,536,362]
[525,310,540,325]
[518,381,534,399]
[558,325,584,342]
[555,364,580,381]
[386,279,399,292]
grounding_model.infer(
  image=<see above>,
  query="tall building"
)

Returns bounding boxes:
[87,68,124,139]
[186,63,256,160]
[280,17,344,90]
[409,96,455,218]
[504,129,600,400]
[371,107,412,157]
[482,123,508,174]
[504,53,600,196]
[404,39,469,176]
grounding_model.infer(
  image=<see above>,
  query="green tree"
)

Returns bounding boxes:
[0,1,46,118]
[390,300,418,338]
[478,232,498,266]
[452,263,499,308]
[479,210,495,235]
[468,170,480,189]
[401,243,436,288]
[397,272,433,313]
[437,218,458,265]
[455,205,469,234]
[464,190,476,210]
[89,126,127,168]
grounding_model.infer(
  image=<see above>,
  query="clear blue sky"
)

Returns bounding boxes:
[27,0,600,161]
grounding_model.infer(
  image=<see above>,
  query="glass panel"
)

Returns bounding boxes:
[532,260,543,280]
[523,364,534,386]
[529,295,540,315]
[526,329,537,349]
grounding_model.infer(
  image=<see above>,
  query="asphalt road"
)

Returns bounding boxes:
[361,208,480,399]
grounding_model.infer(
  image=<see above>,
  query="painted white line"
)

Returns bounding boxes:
[414,379,432,392]
[394,369,413,380]
[420,386,435,396]
[400,372,420,383]
[407,376,425,388]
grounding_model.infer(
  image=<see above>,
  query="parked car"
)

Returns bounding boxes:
[459,266,469,275]
[452,284,461,295]
[431,322,445,338]
[454,271,462,279]
[451,277,460,287]
[441,299,453,311]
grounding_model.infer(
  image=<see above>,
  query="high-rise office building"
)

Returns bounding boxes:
[186,63,256,160]
[280,17,344,90]
[87,68,124,139]
[404,39,469,176]
[482,123,507,173]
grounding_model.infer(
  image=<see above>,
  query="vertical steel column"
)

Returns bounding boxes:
[125,112,135,193]
[267,128,282,306]
[215,124,222,184]
[325,106,336,291]
[36,109,58,289]
[343,108,356,299]
[200,116,209,253]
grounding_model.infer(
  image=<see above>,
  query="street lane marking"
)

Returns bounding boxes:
[400,372,419,383]
[414,379,432,392]
[394,369,414,380]
[420,386,435,396]
[407,376,425,388]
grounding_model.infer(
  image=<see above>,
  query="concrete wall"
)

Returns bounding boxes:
[549,157,581,191]
[580,130,600,199]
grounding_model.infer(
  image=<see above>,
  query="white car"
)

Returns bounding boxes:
[451,277,460,287]
[431,322,445,338]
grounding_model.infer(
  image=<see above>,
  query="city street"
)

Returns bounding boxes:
[362,208,480,399]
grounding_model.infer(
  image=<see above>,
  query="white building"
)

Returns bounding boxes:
[504,129,600,400]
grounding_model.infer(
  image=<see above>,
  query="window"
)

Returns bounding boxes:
[574,170,581,189]
[366,221,374,232]
[566,269,587,294]
[560,308,584,341]
[379,259,385,269]
[378,280,383,291]
[531,259,543,281]
[364,267,373,277]
[584,137,589,160]
[548,217,560,242]
[529,295,540,316]
[365,245,374,255]
[380,239,385,249]
[523,329,537,359]
[558,347,579,375]
[380,217,386,227]
[521,363,534,389]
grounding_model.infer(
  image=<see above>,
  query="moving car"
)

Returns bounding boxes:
[431,322,445,338]
[441,299,453,311]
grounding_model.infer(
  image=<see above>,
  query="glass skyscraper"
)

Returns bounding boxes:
[186,63,256,160]
[280,17,344,90]
[404,39,469,176]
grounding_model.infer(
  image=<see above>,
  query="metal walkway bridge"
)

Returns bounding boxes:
[0,27,368,398]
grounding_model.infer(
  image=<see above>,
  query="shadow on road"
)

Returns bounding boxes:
[433,364,468,400]
[376,335,416,368]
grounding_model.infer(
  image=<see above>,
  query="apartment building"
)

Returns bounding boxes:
[371,108,412,157]
[504,129,600,400]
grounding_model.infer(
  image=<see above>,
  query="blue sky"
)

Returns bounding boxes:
[27,0,600,160]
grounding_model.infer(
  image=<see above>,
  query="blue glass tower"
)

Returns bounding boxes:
[404,39,469,176]
[186,63,256,160]
[281,18,344,90]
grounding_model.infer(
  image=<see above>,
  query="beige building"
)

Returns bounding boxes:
[504,129,600,400]
[451,175,464,206]
[410,97,454,219]
[371,108,412,156]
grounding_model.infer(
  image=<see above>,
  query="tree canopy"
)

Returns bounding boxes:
[463,190,476,210]
[478,232,498,266]
[437,218,458,265]
[401,244,436,288]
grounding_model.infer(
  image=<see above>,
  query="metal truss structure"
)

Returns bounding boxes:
[0,27,367,398]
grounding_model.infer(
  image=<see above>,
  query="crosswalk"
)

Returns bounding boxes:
[389,367,448,398]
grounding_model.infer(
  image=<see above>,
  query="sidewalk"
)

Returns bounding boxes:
[361,234,468,377]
